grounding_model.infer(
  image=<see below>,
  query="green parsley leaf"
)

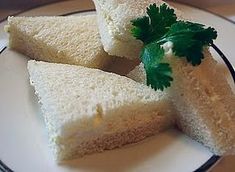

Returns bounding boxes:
[141,42,173,90]
[131,3,217,90]
[131,3,177,44]
[147,3,177,38]
[147,63,173,91]
[159,21,217,65]
[140,42,164,65]
[131,16,151,43]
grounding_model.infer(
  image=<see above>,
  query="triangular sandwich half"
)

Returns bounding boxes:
[5,15,111,69]
[127,49,235,155]
[28,60,174,161]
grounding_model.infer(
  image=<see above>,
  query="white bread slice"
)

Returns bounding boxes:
[28,60,174,161]
[5,15,112,69]
[127,49,235,155]
[93,0,182,59]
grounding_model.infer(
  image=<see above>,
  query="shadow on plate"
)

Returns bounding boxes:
[104,56,140,76]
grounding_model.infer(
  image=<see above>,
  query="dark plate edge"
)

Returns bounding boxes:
[0,160,13,172]
[168,0,235,25]
[1,2,235,172]
[194,155,221,172]
[0,0,235,25]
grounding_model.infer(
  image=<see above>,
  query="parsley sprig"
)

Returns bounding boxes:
[131,3,217,91]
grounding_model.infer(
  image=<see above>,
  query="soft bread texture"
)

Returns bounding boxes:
[93,0,182,59]
[5,15,112,69]
[28,60,174,161]
[127,50,235,155]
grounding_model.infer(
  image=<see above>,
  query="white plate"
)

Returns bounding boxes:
[0,1,234,172]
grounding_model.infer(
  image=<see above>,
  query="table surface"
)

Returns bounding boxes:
[0,0,235,172]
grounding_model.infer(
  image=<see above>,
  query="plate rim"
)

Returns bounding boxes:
[0,0,235,25]
[1,1,235,172]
